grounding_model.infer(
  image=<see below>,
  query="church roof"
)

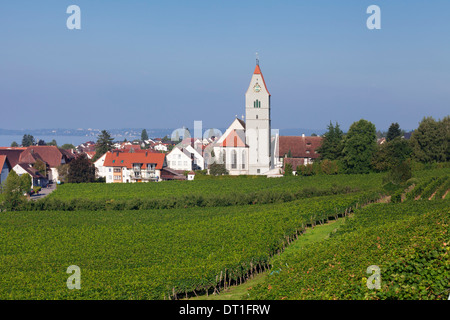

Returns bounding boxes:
[253,64,271,96]
[218,129,247,147]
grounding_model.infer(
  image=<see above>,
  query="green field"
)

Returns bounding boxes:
[0,168,448,300]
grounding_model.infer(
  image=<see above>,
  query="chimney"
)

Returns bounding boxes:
[302,133,305,138]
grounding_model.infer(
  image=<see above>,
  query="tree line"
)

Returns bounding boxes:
[288,116,449,184]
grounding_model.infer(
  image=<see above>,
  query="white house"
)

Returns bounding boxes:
[102,151,166,183]
[184,145,205,170]
[12,163,48,187]
[94,153,108,180]
[153,142,168,152]
[166,147,192,171]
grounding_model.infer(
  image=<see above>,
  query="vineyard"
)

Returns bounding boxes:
[246,200,449,300]
[0,168,448,300]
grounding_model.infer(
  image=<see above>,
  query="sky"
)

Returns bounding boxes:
[0,0,449,133]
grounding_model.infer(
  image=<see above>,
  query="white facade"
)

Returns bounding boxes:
[94,153,108,179]
[104,166,162,183]
[154,143,168,152]
[184,145,205,170]
[166,147,192,171]
[245,64,272,175]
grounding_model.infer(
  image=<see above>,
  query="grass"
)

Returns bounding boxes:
[187,217,346,300]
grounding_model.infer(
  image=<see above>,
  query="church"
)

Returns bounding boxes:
[213,60,279,175]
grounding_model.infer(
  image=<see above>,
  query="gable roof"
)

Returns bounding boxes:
[218,129,247,147]
[0,148,26,168]
[103,151,166,170]
[15,163,47,180]
[278,136,323,159]
[0,155,12,171]
[253,64,271,96]
[18,146,75,168]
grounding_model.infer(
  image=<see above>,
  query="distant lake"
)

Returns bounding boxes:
[0,135,135,147]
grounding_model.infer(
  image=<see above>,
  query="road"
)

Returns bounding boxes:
[30,183,57,200]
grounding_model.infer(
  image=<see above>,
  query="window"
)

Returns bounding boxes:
[257,169,260,173]
[114,168,121,173]
[242,150,246,169]
[222,150,226,165]
[253,100,261,108]
[231,150,237,169]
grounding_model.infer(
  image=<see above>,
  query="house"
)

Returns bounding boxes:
[93,153,108,180]
[102,151,166,183]
[184,145,205,170]
[153,142,168,152]
[0,147,27,169]
[12,163,48,188]
[18,146,75,183]
[0,155,12,185]
[166,147,193,171]
[277,135,323,169]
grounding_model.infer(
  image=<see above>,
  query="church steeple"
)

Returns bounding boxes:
[245,58,272,174]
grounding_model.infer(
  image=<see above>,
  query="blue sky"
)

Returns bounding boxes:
[0,0,449,133]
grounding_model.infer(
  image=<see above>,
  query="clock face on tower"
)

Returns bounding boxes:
[253,83,261,93]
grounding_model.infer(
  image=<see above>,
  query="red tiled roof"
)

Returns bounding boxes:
[19,146,74,168]
[0,155,9,171]
[283,158,305,170]
[253,64,271,96]
[0,148,26,168]
[278,136,323,159]
[103,151,166,170]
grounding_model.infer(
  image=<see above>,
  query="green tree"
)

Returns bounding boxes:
[372,137,412,172]
[284,163,293,176]
[10,141,18,147]
[316,121,344,160]
[47,139,58,146]
[3,171,26,210]
[141,129,149,141]
[19,174,32,196]
[386,122,402,142]
[33,159,47,177]
[93,130,114,161]
[22,134,35,147]
[67,154,96,183]
[57,164,70,183]
[341,119,377,174]
[410,116,449,163]
[209,163,228,176]
[61,143,76,150]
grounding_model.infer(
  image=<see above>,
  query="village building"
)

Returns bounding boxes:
[102,151,166,183]
[166,147,194,171]
[277,135,323,171]
[213,60,276,175]
[17,146,75,183]
[0,155,12,185]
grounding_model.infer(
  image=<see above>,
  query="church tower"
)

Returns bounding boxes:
[245,59,272,175]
